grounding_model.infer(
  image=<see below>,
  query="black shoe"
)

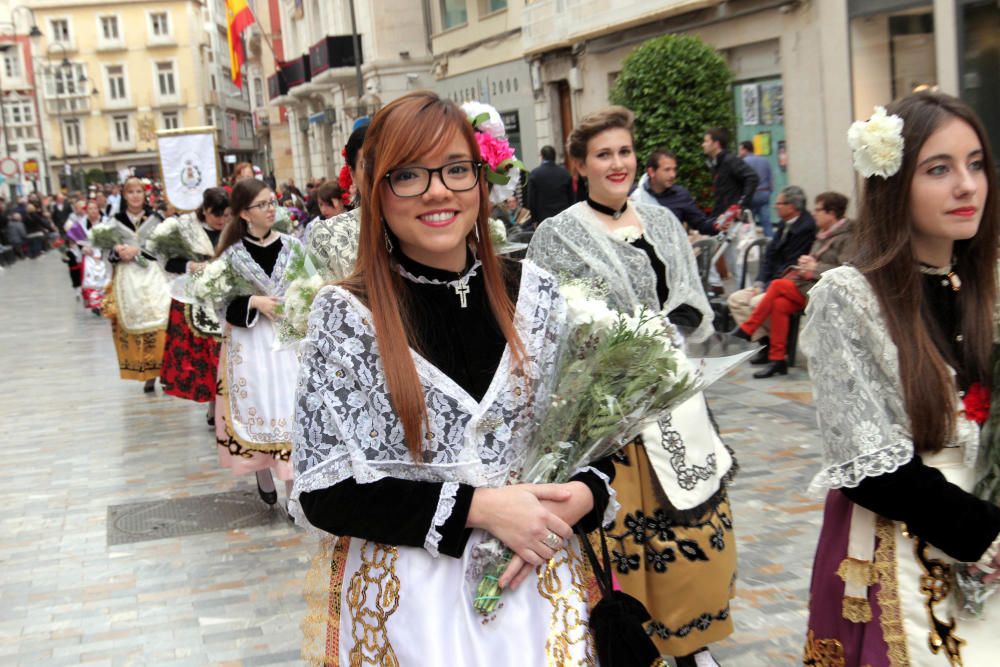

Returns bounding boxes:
[729,327,752,341]
[143,379,156,393]
[206,416,215,427]
[753,360,788,378]
[257,480,278,506]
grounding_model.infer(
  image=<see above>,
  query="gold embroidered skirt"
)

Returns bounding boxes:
[108,316,166,382]
[607,442,736,657]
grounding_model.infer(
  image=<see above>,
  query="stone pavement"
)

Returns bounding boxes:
[0,253,824,666]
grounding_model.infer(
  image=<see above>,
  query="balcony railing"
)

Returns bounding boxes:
[267,72,289,101]
[523,0,722,54]
[309,35,362,78]
[282,55,311,89]
[44,96,91,116]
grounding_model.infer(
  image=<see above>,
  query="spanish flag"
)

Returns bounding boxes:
[226,0,255,88]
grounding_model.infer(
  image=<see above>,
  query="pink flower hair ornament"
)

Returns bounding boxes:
[463,101,527,204]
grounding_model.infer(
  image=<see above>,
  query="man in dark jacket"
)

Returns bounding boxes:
[703,127,759,219]
[727,185,817,357]
[526,145,573,225]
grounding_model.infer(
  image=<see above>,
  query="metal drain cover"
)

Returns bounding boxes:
[107,489,285,545]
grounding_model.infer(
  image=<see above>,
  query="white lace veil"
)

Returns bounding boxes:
[526,201,713,342]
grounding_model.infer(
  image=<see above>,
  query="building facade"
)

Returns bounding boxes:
[430,0,539,169]
[0,25,45,197]
[520,0,1000,213]
[266,0,434,184]
[202,0,257,176]
[25,0,213,190]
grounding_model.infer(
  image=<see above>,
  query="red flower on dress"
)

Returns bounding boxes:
[963,382,990,425]
[475,131,515,171]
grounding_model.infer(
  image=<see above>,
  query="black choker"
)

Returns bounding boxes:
[587,197,628,220]
[244,230,272,242]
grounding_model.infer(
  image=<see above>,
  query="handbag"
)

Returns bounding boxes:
[576,525,666,667]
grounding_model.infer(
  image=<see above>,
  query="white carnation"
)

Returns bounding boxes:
[609,226,643,244]
[461,101,505,138]
[847,106,904,179]
[488,168,520,206]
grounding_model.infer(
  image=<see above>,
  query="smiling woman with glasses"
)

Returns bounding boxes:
[212,179,304,511]
[290,90,615,664]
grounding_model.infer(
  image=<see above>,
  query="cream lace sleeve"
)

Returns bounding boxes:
[800,266,916,494]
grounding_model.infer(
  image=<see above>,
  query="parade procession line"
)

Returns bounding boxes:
[0,254,823,665]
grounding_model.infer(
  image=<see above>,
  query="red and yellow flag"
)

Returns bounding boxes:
[226,0,255,88]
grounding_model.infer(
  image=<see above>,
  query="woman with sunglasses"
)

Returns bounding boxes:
[214,179,302,507]
[290,91,616,664]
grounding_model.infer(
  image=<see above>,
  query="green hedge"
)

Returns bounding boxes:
[610,34,735,208]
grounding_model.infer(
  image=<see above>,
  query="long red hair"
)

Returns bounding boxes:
[341,91,524,459]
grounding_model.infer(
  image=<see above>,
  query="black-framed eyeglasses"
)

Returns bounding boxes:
[383,160,484,198]
[246,198,278,211]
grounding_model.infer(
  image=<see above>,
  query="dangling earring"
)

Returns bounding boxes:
[383,227,394,254]
[474,222,481,244]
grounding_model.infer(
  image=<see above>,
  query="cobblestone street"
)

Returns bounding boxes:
[1,254,825,666]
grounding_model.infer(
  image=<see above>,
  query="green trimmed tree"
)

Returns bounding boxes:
[610,34,736,208]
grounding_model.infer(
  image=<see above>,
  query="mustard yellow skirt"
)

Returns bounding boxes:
[103,287,166,381]
[607,442,737,657]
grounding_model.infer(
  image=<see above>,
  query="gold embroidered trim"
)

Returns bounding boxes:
[346,541,400,667]
[841,595,873,623]
[803,628,846,667]
[913,539,965,666]
[219,348,293,454]
[536,539,597,666]
[302,536,350,666]
[874,517,909,666]
[837,557,880,588]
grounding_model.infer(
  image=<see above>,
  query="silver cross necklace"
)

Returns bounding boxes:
[396,258,482,309]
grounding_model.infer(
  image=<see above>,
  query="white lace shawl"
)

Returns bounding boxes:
[801,266,979,495]
[305,208,360,280]
[526,201,713,342]
[290,261,619,555]
[218,234,302,326]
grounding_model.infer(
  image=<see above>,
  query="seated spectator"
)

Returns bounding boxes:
[5,212,26,258]
[733,191,850,378]
[727,185,817,359]
[491,196,531,230]
[630,148,711,234]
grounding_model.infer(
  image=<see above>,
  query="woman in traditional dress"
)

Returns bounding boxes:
[79,200,112,314]
[306,123,367,279]
[526,107,734,667]
[801,92,1000,666]
[290,91,616,665]
[214,179,301,506]
[106,177,171,393]
[159,188,230,419]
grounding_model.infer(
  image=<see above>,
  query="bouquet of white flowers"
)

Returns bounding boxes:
[488,218,507,248]
[145,214,216,261]
[274,245,330,347]
[88,222,149,268]
[470,284,704,615]
[183,259,256,308]
[272,206,299,235]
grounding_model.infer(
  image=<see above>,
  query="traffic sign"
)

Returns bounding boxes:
[0,157,18,177]
[23,159,38,181]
